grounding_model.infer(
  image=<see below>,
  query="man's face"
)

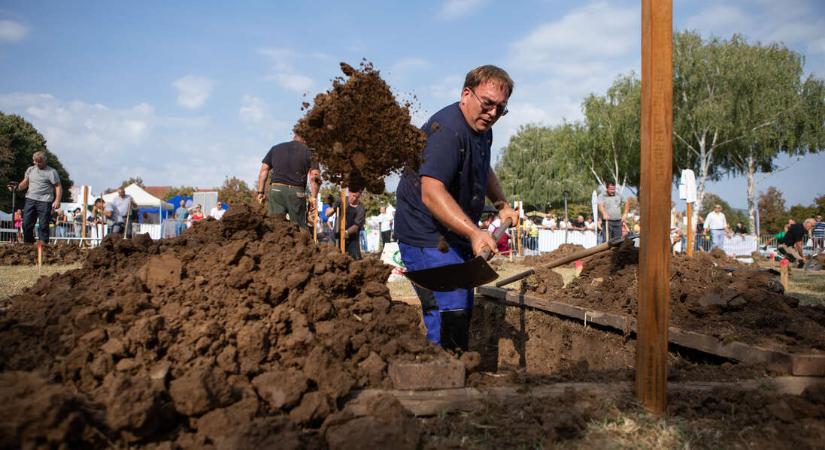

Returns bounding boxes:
[32,156,46,169]
[349,190,362,204]
[817,215,822,222]
[714,206,722,213]
[460,80,509,133]
[118,189,126,198]
[180,200,185,207]
[606,184,616,195]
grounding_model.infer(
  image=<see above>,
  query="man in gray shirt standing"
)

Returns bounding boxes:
[598,182,629,243]
[105,187,134,236]
[7,151,62,244]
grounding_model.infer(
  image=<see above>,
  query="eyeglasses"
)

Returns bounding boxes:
[468,89,508,116]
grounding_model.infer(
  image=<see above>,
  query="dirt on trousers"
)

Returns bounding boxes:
[0,242,88,265]
[294,61,427,193]
[0,204,445,449]
[522,240,825,355]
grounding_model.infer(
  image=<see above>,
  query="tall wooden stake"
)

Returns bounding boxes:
[637,0,672,415]
[686,202,693,257]
[81,185,88,245]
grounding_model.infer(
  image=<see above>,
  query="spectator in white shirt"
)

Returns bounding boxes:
[704,204,728,250]
[209,201,225,220]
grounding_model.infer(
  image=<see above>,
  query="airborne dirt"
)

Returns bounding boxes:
[294,61,427,193]
[0,205,444,448]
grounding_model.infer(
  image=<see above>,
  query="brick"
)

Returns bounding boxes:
[389,358,465,390]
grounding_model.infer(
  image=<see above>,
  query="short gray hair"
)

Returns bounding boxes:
[32,151,47,162]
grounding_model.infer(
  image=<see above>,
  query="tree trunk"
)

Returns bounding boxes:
[693,139,709,226]
[746,152,756,235]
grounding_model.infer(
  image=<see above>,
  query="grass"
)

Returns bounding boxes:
[786,268,825,306]
[0,263,81,302]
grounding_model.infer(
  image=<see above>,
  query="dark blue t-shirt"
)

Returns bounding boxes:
[395,102,492,249]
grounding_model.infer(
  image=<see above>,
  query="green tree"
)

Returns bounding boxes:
[719,39,825,233]
[218,177,255,207]
[757,186,788,234]
[0,112,73,212]
[788,204,817,222]
[495,123,595,207]
[673,32,825,229]
[580,74,642,193]
[814,194,825,214]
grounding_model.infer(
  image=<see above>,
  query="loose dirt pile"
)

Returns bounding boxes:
[523,244,586,268]
[0,205,442,448]
[526,241,825,354]
[294,61,427,193]
[0,243,88,265]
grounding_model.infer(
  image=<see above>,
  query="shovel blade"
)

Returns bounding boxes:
[404,256,498,291]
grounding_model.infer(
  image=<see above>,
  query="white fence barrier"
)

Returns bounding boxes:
[538,229,599,252]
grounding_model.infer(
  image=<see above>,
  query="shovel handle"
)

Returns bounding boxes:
[480,217,513,261]
[495,233,635,287]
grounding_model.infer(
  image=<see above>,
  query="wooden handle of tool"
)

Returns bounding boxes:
[480,217,513,260]
[495,240,614,287]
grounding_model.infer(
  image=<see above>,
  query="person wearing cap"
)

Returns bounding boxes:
[813,214,825,251]
[394,65,518,352]
[704,204,728,250]
[256,134,320,229]
[6,151,62,244]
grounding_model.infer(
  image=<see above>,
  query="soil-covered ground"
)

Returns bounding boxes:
[0,205,446,449]
[0,242,88,265]
[521,241,825,355]
[294,61,426,193]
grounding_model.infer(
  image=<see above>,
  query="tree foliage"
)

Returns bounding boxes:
[218,177,255,207]
[0,112,73,212]
[163,186,197,201]
[757,187,788,234]
[580,74,641,192]
[495,124,596,208]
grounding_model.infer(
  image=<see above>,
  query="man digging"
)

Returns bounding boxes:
[778,218,816,268]
[256,134,321,230]
[395,65,518,351]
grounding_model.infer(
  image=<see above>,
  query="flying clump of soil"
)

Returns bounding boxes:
[0,205,442,448]
[294,60,427,193]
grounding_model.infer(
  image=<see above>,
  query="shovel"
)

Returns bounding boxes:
[404,218,513,291]
[495,233,638,287]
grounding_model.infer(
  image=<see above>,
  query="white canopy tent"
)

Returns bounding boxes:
[102,183,173,210]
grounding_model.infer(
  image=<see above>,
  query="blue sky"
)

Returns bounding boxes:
[1,0,823,208]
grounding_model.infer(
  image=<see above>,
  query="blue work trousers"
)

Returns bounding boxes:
[398,242,473,346]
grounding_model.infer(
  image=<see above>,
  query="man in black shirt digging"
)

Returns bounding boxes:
[778,218,815,268]
[256,134,321,230]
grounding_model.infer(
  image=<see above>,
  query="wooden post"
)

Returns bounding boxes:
[81,185,88,244]
[340,188,347,255]
[637,0,672,415]
[686,202,693,257]
[780,259,789,291]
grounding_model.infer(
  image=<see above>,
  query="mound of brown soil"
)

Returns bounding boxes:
[294,61,427,193]
[528,240,825,354]
[0,243,88,265]
[0,205,442,448]
[523,244,586,268]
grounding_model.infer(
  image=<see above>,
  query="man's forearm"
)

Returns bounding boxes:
[422,176,478,240]
[54,185,62,204]
[257,165,269,192]
[308,169,320,197]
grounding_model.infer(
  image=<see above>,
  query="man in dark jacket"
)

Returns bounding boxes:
[778,218,815,268]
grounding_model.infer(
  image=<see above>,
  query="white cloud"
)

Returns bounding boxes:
[440,0,486,19]
[429,74,463,101]
[238,95,269,125]
[172,75,215,109]
[270,73,313,93]
[257,47,319,94]
[0,19,27,42]
[509,2,638,73]
[683,5,752,36]
[0,92,271,192]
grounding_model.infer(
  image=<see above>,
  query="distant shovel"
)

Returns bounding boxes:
[495,233,638,287]
[404,218,512,291]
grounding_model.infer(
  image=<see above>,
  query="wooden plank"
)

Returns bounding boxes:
[639,0,673,415]
[348,377,825,417]
[476,287,825,376]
